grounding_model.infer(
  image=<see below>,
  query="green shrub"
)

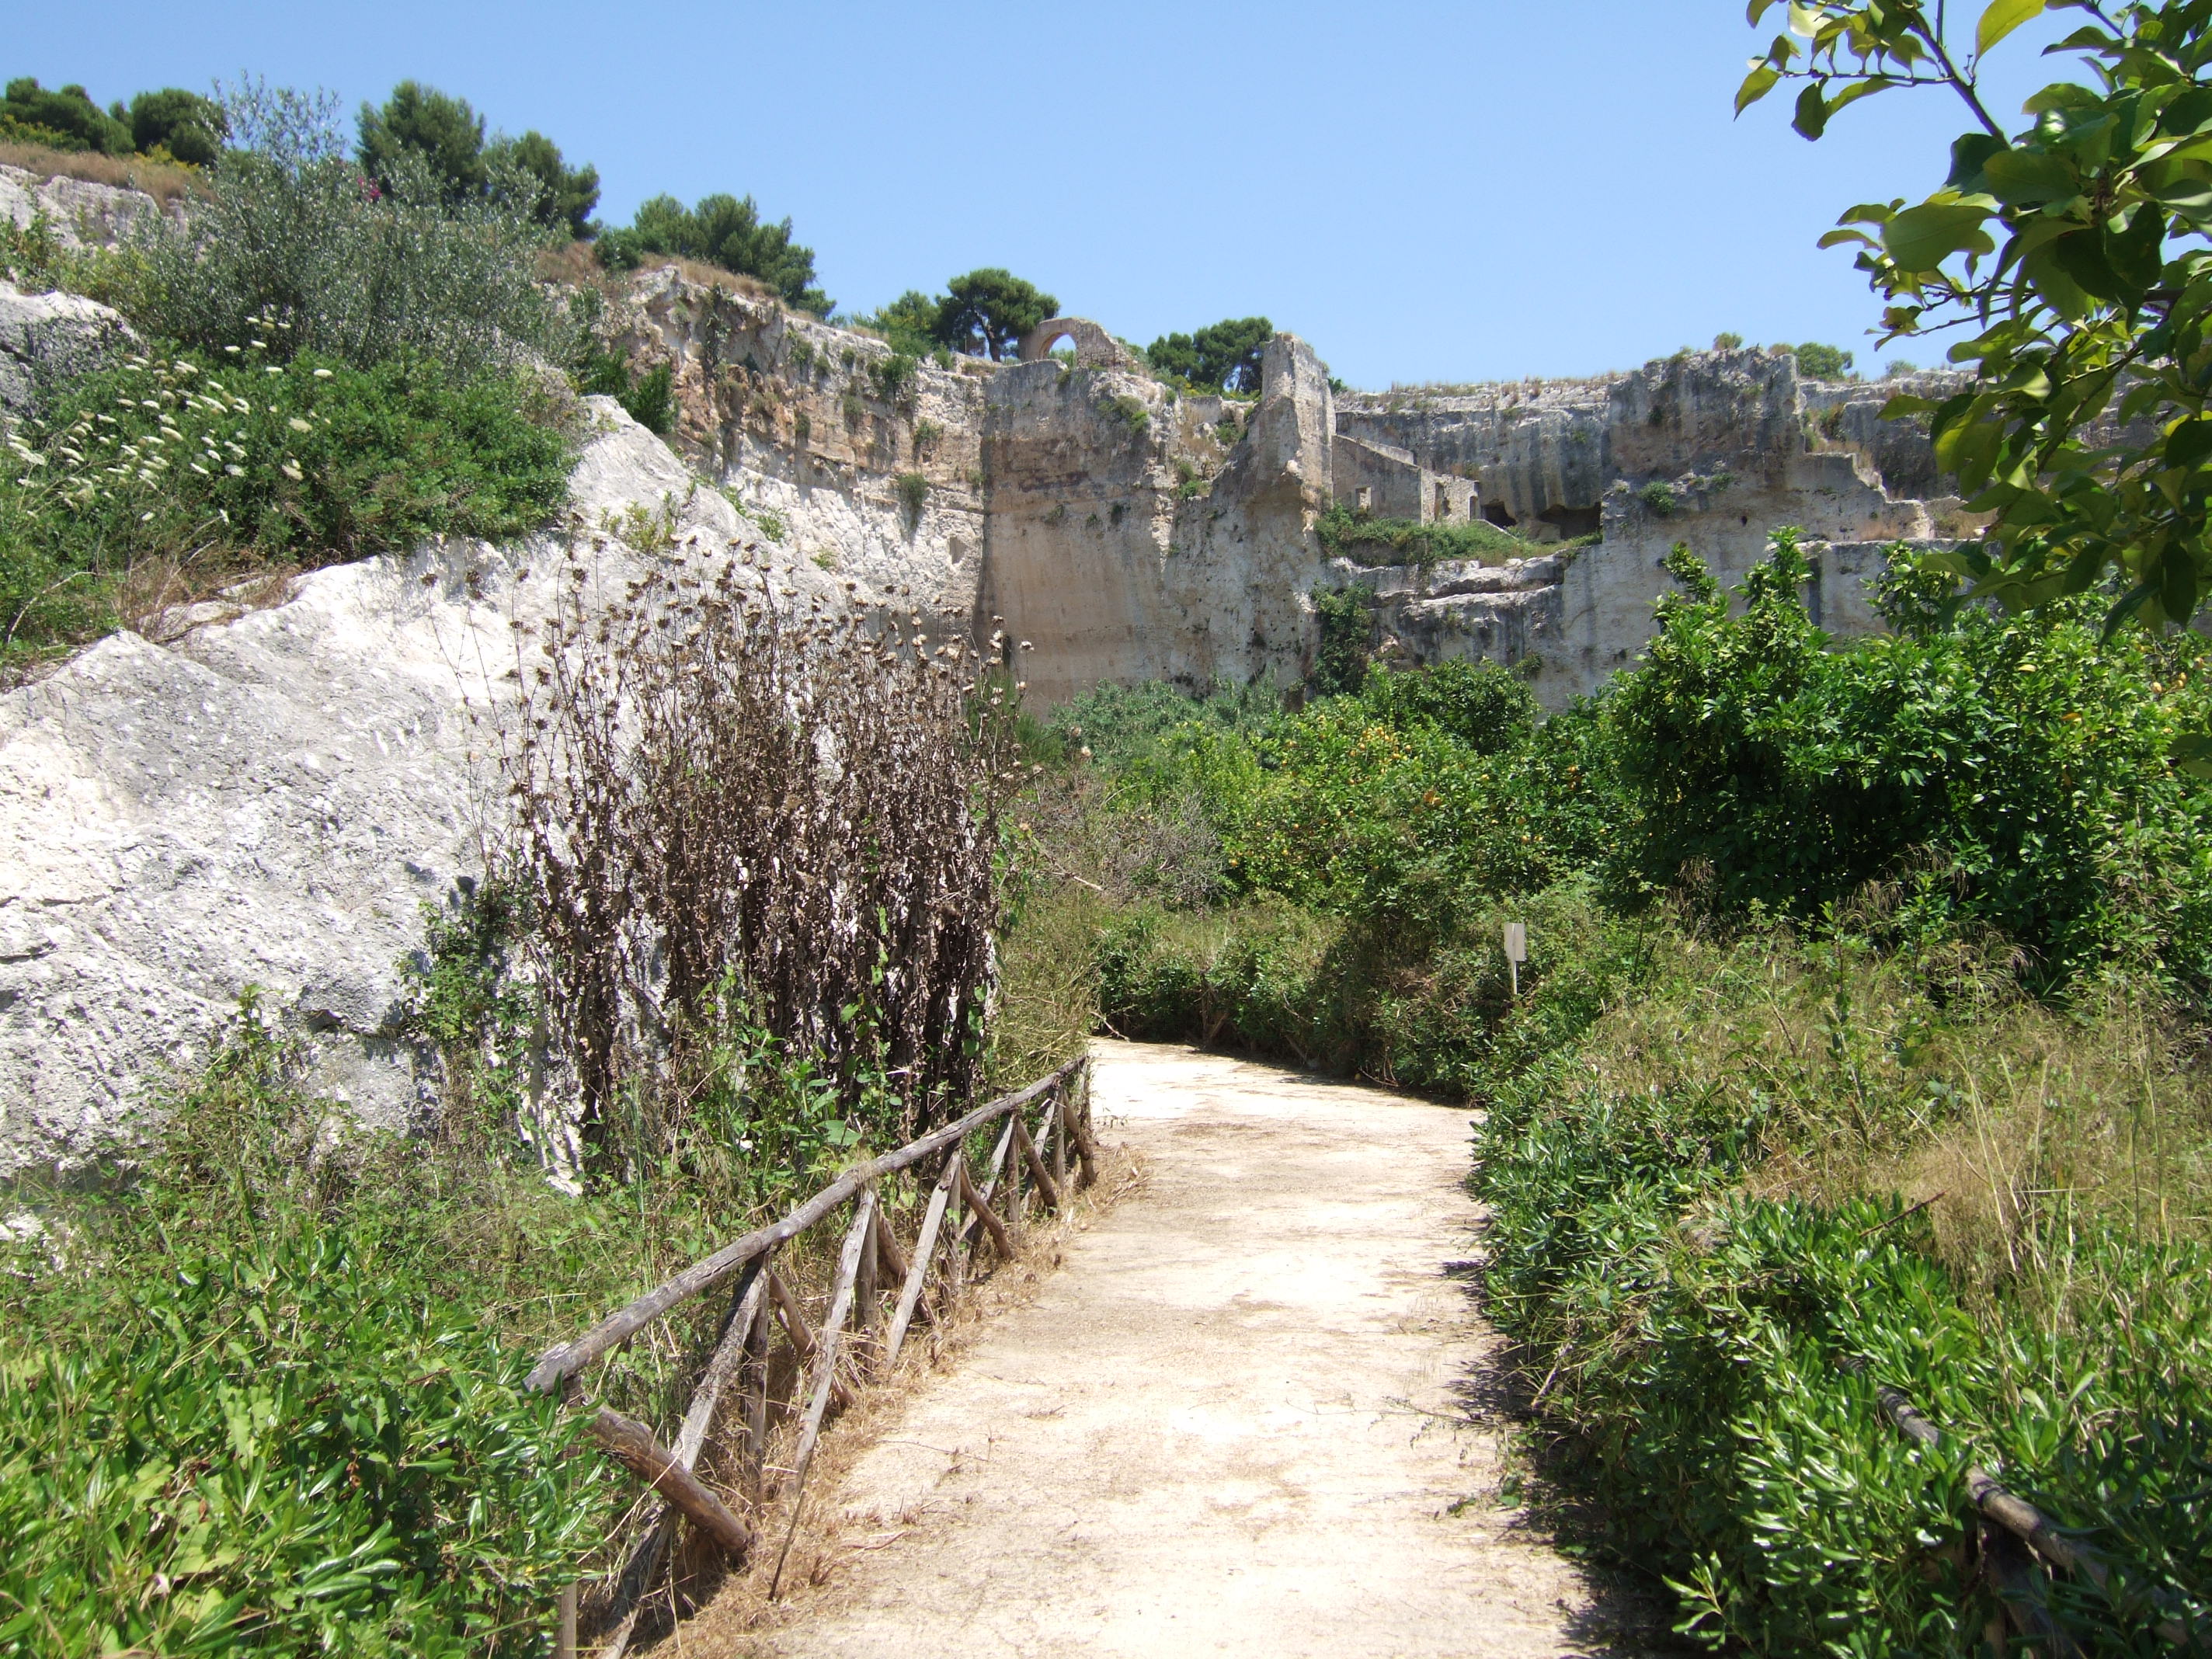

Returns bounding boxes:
[896,471,928,523]
[1104,393,1149,433]
[0,1006,604,1657]
[1313,501,1544,568]
[868,351,917,404]
[125,82,561,377]
[619,360,674,435]
[1609,534,2212,990]
[1309,583,1373,696]
[1636,479,1678,516]
[1472,929,2212,1654]
[596,192,828,315]
[127,87,228,167]
[1789,340,1855,379]
[0,78,129,155]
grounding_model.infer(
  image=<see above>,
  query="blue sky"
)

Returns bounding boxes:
[16,2,2082,388]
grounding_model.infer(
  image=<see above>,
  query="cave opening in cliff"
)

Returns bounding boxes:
[1483,500,1518,529]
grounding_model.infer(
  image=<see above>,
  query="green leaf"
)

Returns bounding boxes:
[2166,416,2212,468]
[2170,731,2212,778]
[1976,0,2048,55]
[2051,228,2127,301]
[1948,132,2008,190]
[1883,202,1995,270]
[1794,83,1830,140]
[1737,61,1782,115]
[1981,148,2078,205]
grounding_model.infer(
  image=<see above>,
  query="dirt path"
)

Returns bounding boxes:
[725,1041,1650,1657]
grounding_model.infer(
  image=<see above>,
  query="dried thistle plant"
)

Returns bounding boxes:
[502,541,1016,1163]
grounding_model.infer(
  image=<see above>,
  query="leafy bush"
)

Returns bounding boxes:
[2,342,570,669]
[125,82,562,377]
[0,1007,604,1657]
[574,353,673,436]
[126,87,228,167]
[1309,583,1373,694]
[0,77,129,155]
[1609,534,2212,989]
[1472,927,2212,1654]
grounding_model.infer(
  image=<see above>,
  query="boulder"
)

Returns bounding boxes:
[0,280,137,413]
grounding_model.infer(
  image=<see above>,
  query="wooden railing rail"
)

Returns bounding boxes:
[540,1052,1097,1656]
[525,1056,1087,1393]
[1848,1361,2198,1653]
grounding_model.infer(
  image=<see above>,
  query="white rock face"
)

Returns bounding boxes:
[0,162,183,249]
[0,279,139,412]
[0,398,838,1177]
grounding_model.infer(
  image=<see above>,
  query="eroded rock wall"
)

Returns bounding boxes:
[976,334,1333,703]
[600,268,993,634]
[1341,350,1962,705]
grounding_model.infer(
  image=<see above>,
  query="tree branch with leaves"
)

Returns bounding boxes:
[1741,0,2212,657]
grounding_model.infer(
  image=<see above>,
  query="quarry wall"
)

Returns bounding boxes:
[0,184,1987,1167]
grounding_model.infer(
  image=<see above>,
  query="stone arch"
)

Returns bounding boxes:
[1017,317,1134,370]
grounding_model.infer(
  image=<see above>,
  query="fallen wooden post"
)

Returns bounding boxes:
[597,1260,768,1659]
[958,1159,1015,1261]
[590,1407,754,1559]
[770,1188,876,1598]
[1866,1374,2194,1649]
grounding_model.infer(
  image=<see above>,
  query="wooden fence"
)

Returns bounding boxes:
[528,1053,1097,1658]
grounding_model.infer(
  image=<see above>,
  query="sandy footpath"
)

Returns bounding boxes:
[718,1040,1649,1658]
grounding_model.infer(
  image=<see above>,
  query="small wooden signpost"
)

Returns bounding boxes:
[1503,921,1527,1000]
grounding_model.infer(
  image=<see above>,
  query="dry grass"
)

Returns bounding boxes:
[1579,923,2212,1303]
[986,882,1108,1092]
[533,239,781,308]
[0,141,206,210]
